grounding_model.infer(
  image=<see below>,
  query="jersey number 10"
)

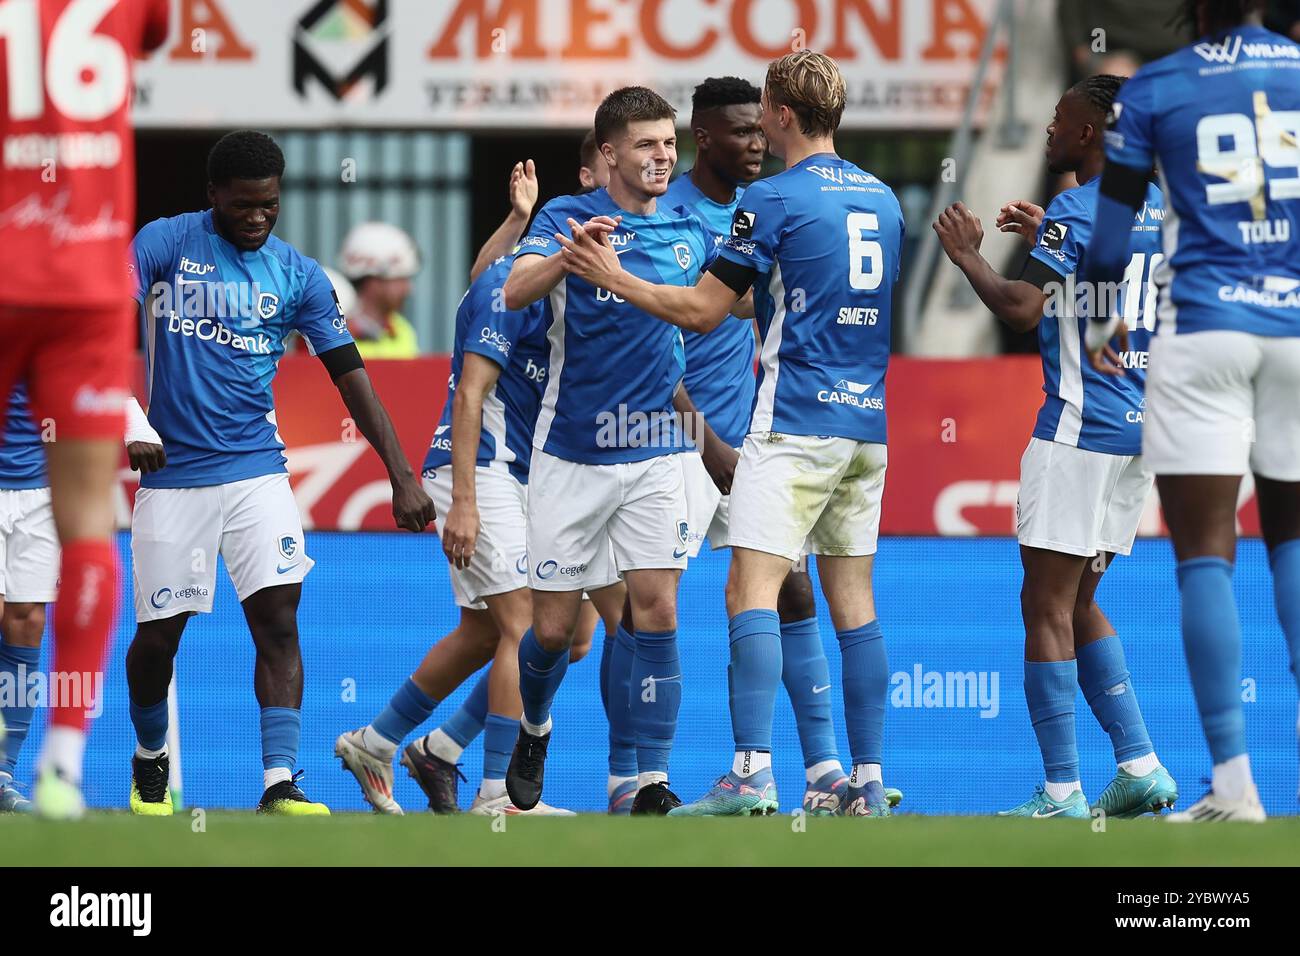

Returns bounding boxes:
[1119,251,1165,332]
[0,0,129,122]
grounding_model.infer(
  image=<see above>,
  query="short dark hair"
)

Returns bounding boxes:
[207,130,285,186]
[691,76,761,117]
[593,86,676,147]
[1070,74,1126,123]
[579,129,599,169]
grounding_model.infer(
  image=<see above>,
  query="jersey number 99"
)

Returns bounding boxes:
[1196,93,1300,213]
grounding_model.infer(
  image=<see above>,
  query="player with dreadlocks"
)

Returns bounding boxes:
[1081,0,1300,822]
[933,74,1178,819]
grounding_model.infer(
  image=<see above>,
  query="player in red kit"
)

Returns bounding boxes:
[0,0,169,818]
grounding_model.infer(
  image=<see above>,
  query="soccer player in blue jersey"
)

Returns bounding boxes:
[124,131,435,816]
[935,77,1177,820]
[502,87,716,815]
[335,248,622,816]
[560,52,905,817]
[1082,0,1300,822]
[652,75,862,815]
[0,384,58,813]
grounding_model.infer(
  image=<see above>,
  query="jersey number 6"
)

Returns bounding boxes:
[847,212,884,291]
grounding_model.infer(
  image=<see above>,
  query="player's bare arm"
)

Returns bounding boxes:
[502,249,568,311]
[556,218,738,333]
[330,361,436,532]
[470,160,539,283]
[442,353,502,569]
[934,202,1045,332]
[673,384,738,496]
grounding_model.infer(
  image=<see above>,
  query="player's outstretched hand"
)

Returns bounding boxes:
[127,441,166,474]
[557,216,621,287]
[995,200,1045,246]
[441,499,480,570]
[933,202,984,265]
[393,475,436,532]
[1085,317,1128,377]
[701,434,740,496]
[510,159,538,219]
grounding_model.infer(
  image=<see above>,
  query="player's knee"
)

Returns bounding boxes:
[777,573,816,623]
[570,632,593,663]
[248,604,300,656]
[632,598,675,633]
[1,602,47,647]
[532,620,574,653]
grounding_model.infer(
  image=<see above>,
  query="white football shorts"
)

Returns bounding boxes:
[526,449,685,591]
[132,473,313,621]
[423,465,529,610]
[1016,437,1152,558]
[0,487,59,603]
[727,432,888,562]
[1143,330,1300,480]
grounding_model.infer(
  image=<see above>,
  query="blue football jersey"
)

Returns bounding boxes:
[716,154,904,443]
[1029,178,1163,456]
[132,211,355,489]
[422,256,549,484]
[516,187,714,464]
[1103,25,1300,336]
[0,383,47,490]
[663,172,757,448]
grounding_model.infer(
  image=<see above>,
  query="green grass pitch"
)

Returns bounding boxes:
[3,812,1298,866]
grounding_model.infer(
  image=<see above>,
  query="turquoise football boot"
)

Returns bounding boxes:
[997,784,1089,819]
[1093,766,1178,818]
[668,769,779,816]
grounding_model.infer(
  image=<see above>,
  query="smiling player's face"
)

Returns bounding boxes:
[606,118,676,200]
[209,177,281,252]
[698,103,765,185]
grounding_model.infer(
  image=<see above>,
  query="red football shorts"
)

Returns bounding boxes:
[0,303,132,443]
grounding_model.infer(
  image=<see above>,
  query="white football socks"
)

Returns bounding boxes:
[263,767,292,790]
[732,750,771,777]
[135,743,166,761]
[40,726,86,786]
[423,727,463,764]
[520,715,552,738]
[361,724,398,760]
[1212,753,1253,802]
[1119,751,1161,777]
[637,771,668,790]
[1044,780,1082,802]
[849,762,883,787]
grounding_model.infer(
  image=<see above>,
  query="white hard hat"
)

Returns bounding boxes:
[337,222,421,281]
[321,267,357,318]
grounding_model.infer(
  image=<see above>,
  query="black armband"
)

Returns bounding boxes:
[1098,160,1152,210]
[319,342,365,380]
[1017,256,1068,291]
[707,256,758,297]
